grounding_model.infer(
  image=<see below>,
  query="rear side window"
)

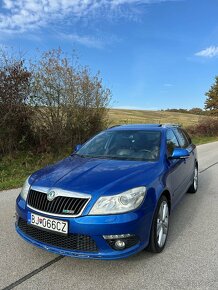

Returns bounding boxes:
[183,129,192,145]
[166,129,179,154]
[173,128,189,148]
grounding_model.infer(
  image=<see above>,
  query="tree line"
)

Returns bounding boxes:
[163,108,205,115]
[0,48,111,155]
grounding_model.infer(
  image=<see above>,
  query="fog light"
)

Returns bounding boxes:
[104,234,139,251]
[114,240,126,250]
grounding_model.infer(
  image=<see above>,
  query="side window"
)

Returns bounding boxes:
[183,129,192,145]
[173,128,189,148]
[166,129,179,155]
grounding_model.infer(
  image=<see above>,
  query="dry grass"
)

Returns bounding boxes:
[108,109,207,128]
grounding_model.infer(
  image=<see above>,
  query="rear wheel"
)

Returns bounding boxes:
[188,165,198,193]
[148,195,169,253]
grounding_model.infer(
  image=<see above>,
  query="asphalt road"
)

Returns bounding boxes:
[0,142,218,290]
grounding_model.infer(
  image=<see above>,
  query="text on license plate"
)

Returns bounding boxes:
[28,213,68,234]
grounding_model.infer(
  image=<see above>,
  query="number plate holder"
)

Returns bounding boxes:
[27,212,68,235]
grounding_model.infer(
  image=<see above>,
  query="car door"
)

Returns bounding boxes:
[173,128,195,190]
[165,129,188,205]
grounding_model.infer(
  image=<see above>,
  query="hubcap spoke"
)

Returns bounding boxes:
[194,168,198,189]
[159,206,163,221]
[162,221,168,234]
[157,222,162,235]
[158,227,163,246]
[162,203,167,221]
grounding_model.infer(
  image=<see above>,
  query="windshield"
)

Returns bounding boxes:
[76,130,161,161]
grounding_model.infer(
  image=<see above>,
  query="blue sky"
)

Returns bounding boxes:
[0,0,218,110]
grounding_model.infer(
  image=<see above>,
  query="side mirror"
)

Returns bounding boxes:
[170,148,190,159]
[74,144,82,152]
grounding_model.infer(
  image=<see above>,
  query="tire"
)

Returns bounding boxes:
[187,165,198,194]
[147,195,169,253]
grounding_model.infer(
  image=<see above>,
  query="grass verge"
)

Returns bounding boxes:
[192,136,218,145]
[0,150,70,191]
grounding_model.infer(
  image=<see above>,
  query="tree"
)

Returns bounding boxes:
[0,51,32,154]
[30,49,111,152]
[205,76,218,115]
[188,108,204,115]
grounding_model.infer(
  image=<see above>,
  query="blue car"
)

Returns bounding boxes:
[16,124,198,260]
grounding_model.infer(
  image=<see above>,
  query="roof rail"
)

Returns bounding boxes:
[160,123,181,127]
[107,124,121,129]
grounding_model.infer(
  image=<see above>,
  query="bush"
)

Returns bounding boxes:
[187,117,218,137]
[0,56,33,155]
[30,49,111,153]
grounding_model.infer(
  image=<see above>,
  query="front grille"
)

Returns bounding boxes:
[18,218,98,252]
[27,189,89,216]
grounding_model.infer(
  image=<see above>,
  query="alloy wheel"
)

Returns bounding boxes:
[156,201,169,248]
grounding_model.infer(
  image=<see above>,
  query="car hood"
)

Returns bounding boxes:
[30,155,160,196]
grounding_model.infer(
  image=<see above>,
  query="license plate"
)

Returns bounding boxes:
[28,213,68,234]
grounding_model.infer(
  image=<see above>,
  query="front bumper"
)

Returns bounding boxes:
[16,196,153,260]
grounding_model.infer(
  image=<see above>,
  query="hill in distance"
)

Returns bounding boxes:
[108,109,206,128]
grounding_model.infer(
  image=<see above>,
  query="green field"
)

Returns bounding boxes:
[108,109,206,127]
[1,109,218,191]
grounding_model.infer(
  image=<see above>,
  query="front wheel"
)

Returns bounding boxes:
[187,165,198,193]
[147,195,169,253]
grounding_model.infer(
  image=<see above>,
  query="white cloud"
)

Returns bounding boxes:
[195,46,218,58]
[59,31,121,49]
[0,0,176,35]
[164,83,173,87]
[60,33,104,49]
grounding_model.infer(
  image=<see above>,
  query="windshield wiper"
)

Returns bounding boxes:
[73,154,110,159]
[73,154,144,161]
[73,153,89,158]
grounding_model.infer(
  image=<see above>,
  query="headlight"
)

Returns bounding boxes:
[89,186,146,215]
[20,176,31,201]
